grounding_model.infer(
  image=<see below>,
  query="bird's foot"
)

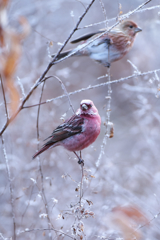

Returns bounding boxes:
[105,62,110,68]
[78,158,84,166]
[105,39,111,45]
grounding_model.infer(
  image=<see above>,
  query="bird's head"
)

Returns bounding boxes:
[76,99,98,116]
[120,20,142,37]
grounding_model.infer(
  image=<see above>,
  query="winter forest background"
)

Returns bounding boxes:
[0,0,160,239]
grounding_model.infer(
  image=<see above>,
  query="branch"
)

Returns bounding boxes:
[0,74,8,119]
[36,81,54,239]
[53,75,75,114]
[79,0,156,29]
[98,0,107,28]
[20,228,75,240]
[1,136,16,240]
[36,81,45,142]
[17,76,26,98]
[23,68,160,109]
[79,162,84,207]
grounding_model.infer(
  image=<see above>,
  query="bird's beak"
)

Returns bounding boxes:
[135,27,142,33]
[81,104,88,111]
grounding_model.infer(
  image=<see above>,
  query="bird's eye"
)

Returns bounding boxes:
[129,25,133,29]
[88,104,92,108]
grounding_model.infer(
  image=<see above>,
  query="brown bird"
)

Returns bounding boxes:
[52,20,142,67]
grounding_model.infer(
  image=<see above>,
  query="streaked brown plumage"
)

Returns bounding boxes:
[52,20,142,67]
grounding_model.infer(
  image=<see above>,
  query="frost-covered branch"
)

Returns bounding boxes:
[1,136,16,240]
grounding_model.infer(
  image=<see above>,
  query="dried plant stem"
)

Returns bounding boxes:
[99,0,107,28]
[96,41,112,167]
[79,163,84,206]
[21,228,75,239]
[1,136,16,240]
[73,151,84,206]
[53,75,75,114]
[21,185,34,222]
[78,150,83,206]
[36,82,54,239]
[37,82,45,142]
[0,74,8,119]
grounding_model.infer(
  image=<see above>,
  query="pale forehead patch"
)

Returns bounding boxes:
[80,99,93,105]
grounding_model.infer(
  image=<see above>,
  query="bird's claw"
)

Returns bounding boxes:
[105,62,110,68]
[105,39,111,45]
[78,158,84,166]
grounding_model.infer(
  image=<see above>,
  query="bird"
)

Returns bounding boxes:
[52,20,142,67]
[33,99,101,164]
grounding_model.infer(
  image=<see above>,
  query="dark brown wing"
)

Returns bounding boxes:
[71,30,105,44]
[32,115,84,159]
[44,114,84,145]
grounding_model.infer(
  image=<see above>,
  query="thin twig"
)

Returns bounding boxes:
[75,0,86,10]
[0,233,7,240]
[96,0,113,166]
[1,136,16,240]
[37,82,45,142]
[73,151,84,206]
[20,228,75,239]
[53,76,75,114]
[17,76,26,98]
[99,0,107,29]
[79,151,84,207]
[0,74,8,119]
[36,81,54,239]
[96,41,112,167]
[79,163,84,207]
[21,185,34,223]
[23,68,160,109]
[138,212,160,230]
[79,0,155,29]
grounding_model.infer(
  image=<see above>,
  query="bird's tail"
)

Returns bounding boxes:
[32,144,52,159]
[52,50,72,60]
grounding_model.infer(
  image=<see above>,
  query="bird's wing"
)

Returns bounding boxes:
[70,30,105,44]
[44,115,84,145]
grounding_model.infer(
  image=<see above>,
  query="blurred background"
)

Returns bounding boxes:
[0,0,160,239]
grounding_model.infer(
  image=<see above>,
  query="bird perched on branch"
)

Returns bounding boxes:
[33,100,101,164]
[52,20,142,67]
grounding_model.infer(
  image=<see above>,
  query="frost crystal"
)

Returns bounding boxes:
[39,213,48,218]
[30,178,36,184]
[52,198,58,203]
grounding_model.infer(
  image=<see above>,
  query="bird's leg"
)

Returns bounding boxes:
[105,62,110,68]
[73,151,84,165]
[105,38,111,45]
[106,38,111,68]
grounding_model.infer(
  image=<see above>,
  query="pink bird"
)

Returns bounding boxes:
[52,20,142,67]
[33,99,101,164]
